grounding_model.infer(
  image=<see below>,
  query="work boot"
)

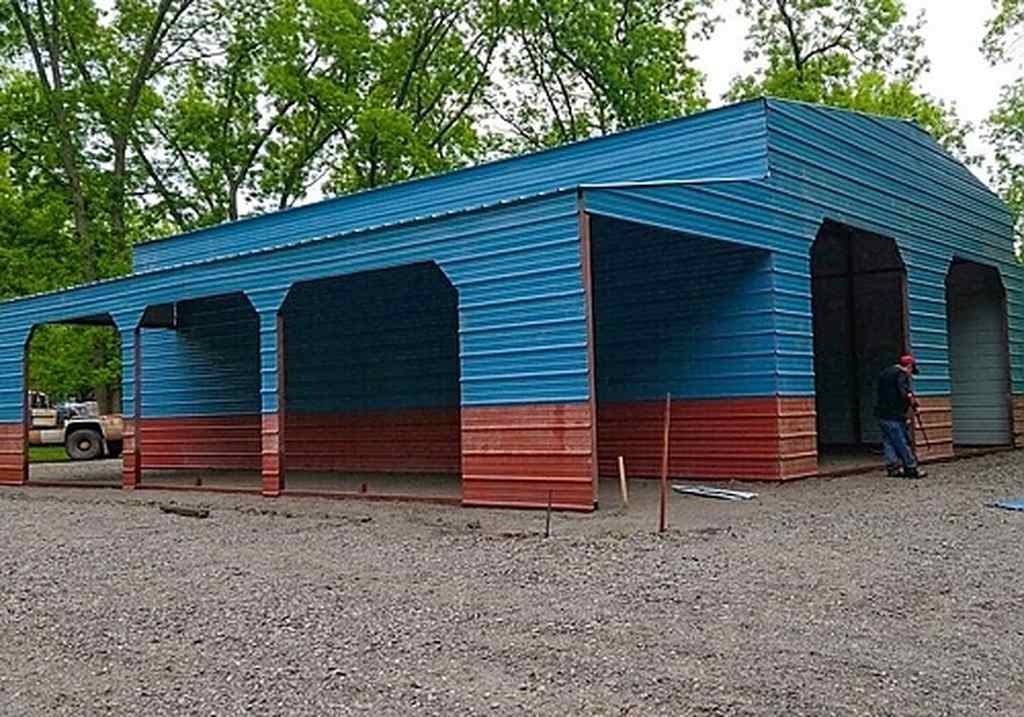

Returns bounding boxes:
[886,465,903,478]
[904,467,927,479]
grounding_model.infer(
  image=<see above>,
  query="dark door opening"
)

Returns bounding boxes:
[811,221,908,461]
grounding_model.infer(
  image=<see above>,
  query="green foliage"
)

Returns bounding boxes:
[28,325,121,405]
[496,0,711,149]
[984,0,1024,63]
[983,1,1024,249]
[729,0,972,158]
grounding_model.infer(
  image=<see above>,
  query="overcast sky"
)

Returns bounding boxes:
[697,1,1018,178]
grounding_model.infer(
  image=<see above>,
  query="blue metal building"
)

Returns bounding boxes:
[0,99,1019,510]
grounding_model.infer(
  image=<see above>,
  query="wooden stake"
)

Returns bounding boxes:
[545,490,553,538]
[659,393,671,533]
[617,455,629,508]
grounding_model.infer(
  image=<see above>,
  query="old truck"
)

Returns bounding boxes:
[28,391,124,460]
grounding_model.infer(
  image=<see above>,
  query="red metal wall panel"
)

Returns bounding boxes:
[139,416,261,471]
[598,397,817,481]
[122,418,140,488]
[915,396,954,461]
[461,403,595,510]
[0,422,26,485]
[1014,395,1024,448]
[285,408,460,474]
[261,413,282,496]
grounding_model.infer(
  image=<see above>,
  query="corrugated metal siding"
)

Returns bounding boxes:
[1,98,1020,504]
[581,100,1023,418]
[597,397,816,481]
[142,293,260,418]
[0,423,24,484]
[285,408,460,473]
[762,101,1023,399]
[140,416,261,470]
[0,194,589,422]
[947,262,1012,445]
[0,193,596,508]
[915,397,954,460]
[283,263,459,413]
[280,264,461,474]
[592,217,777,400]
[132,101,770,272]
[461,403,594,509]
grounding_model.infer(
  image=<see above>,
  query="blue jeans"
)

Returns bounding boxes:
[879,418,917,470]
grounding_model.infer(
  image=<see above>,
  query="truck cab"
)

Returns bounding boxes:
[28,391,124,460]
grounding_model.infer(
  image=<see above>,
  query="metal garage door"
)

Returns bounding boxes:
[947,263,1012,445]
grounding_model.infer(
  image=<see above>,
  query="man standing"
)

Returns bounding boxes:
[875,355,927,479]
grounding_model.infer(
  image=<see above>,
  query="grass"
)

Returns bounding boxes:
[30,445,69,463]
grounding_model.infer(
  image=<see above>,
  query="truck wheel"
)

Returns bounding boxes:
[106,440,123,459]
[66,429,103,461]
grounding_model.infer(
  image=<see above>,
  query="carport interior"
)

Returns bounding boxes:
[587,215,804,481]
[811,221,907,467]
[946,260,1012,446]
[279,262,462,497]
[135,292,263,489]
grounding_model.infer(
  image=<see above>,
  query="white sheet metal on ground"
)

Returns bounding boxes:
[672,485,758,501]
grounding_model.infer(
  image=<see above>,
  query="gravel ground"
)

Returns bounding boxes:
[3,453,1024,716]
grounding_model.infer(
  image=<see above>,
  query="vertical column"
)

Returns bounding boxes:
[257,311,286,496]
[113,310,145,490]
[578,207,599,504]
[0,327,33,485]
[247,287,290,498]
[119,325,142,489]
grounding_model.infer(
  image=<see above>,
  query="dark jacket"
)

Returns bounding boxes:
[875,365,911,420]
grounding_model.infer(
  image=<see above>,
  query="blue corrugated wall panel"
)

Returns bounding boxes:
[591,217,777,399]
[0,193,589,422]
[763,101,1022,396]
[582,100,1022,400]
[282,263,459,413]
[141,293,260,418]
[131,101,769,272]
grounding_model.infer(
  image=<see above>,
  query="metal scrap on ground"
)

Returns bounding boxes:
[991,499,1024,512]
[672,485,758,501]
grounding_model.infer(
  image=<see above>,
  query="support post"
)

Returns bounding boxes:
[20,331,31,485]
[122,326,143,489]
[578,203,599,506]
[258,310,287,496]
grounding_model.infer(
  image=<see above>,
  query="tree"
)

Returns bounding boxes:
[984,0,1024,247]
[729,0,972,157]
[137,0,502,225]
[493,0,712,150]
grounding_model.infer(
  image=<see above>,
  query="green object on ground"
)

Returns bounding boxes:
[30,446,69,463]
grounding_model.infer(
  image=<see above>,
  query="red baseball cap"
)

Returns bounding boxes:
[899,354,920,374]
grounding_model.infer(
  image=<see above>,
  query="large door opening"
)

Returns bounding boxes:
[280,262,462,499]
[811,221,908,467]
[24,316,123,486]
[946,260,1012,446]
[137,292,263,490]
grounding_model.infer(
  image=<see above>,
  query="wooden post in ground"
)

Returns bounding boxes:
[617,456,629,508]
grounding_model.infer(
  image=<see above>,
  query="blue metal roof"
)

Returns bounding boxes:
[131,99,772,271]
